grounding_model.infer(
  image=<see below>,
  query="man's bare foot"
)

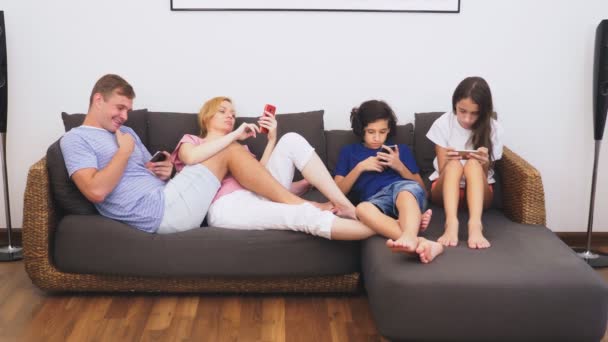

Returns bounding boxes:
[468,221,491,249]
[386,232,419,254]
[290,179,312,196]
[437,218,459,247]
[419,209,433,233]
[334,203,357,220]
[416,237,444,264]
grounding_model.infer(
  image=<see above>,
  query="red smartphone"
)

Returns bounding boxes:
[260,104,276,134]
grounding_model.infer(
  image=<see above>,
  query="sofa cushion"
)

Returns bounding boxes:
[325,123,414,176]
[53,214,361,278]
[46,139,98,216]
[146,111,199,155]
[61,109,149,146]
[235,110,326,165]
[362,206,608,341]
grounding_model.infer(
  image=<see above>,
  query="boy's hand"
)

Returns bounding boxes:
[377,144,404,171]
[358,156,384,173]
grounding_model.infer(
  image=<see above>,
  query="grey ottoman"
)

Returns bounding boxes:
[362,207,608,341]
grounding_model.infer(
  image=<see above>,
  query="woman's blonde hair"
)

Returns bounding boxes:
[198,96,232,137]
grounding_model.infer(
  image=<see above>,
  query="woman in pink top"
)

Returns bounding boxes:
[171,96,374,240]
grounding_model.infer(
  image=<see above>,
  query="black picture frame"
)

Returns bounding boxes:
[170,0,460,13]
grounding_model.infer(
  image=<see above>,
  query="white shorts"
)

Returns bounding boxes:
[157,164,220,234]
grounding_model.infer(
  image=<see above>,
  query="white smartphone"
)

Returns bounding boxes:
[149,151,167,163]
[454,149,477,159]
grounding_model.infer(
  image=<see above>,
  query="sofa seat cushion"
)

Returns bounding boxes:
[362,206,608,341]
[54,214,360,278]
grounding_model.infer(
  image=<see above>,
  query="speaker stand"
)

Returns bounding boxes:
[0,132,21,261]
[573,140,608,267]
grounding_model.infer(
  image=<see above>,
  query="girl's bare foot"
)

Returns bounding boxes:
[468,221,491,249]
[386,232,419,254]
[437,218,459,247]
[416,237,444,264]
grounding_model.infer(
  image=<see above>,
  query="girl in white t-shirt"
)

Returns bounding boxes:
[426,77,504,249]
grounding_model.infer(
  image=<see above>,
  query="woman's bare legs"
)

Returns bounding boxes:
[464,159,493,249]
[301,153,357,220]
[202,143,305,205]
[431,160,463,247]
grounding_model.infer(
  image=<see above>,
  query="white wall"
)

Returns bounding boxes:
[0,0,607,232]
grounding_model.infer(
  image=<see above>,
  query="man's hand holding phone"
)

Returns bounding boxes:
[146,151,173,181]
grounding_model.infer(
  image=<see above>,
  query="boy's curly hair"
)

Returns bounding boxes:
[350,100,397,139]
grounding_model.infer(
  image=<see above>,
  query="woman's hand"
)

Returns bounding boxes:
[234,122,259,141]
[377,145,404,171]
[357,156,384,173]
[445,147,463,160]
[258,115,278,142]
[468,147,490,167]
[145,151,173,181]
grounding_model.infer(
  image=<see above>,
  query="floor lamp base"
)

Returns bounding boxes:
[573,247,608,268]
[0,245,22,261]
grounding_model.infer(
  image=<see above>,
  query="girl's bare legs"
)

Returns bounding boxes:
[464,159,493,249]
[431,160,463,247]
[301,153,357,219]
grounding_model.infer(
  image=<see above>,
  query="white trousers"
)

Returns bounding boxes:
[207,133,335,239]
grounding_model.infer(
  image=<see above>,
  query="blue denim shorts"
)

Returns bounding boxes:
[366,180,427,218]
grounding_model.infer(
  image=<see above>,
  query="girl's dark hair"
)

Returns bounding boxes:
[452,76,495,164]
[350,100,397,139]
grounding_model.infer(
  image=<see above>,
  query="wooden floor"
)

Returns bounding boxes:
[0,236,607,341]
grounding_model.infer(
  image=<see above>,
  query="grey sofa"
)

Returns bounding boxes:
[23,109,607,341]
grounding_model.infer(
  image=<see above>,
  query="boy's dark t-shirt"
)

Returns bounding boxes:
[334,143,420,201]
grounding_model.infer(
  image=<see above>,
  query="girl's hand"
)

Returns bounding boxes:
[258,115,278,142]
[377,145,403,171]
[358,156,384,173]
[234,122,259,141]
[445,147,462,160]
[468,147,490,166]
[145,151,173,181]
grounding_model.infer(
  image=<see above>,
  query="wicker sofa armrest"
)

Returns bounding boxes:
[22,157,61,289]
[497,146,546,225]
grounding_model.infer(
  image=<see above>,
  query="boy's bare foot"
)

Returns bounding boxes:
[290,179,312,196]
[468,221,491,249]
[419,209,433,232]
[386,233,419,254]
[416,237,444,264]
[437,218,459,247]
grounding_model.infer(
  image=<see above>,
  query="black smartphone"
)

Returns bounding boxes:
[149,151,167,162]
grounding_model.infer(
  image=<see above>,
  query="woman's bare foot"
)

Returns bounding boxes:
[468,221,491,249]
[437,218,459,247]
[310,201,334,212]
[419,209,433,232]
[416,237,444,264]
[290,179,312,196]
[333,203,357,220]
[386,232,419,254]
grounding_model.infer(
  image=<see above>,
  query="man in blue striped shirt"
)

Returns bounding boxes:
[61,74,311,233]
